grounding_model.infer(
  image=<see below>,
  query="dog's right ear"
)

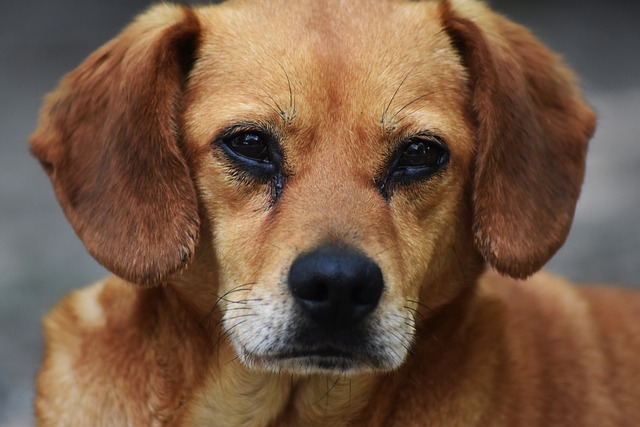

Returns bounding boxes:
[440,0,596,279]
[30,5,201,286]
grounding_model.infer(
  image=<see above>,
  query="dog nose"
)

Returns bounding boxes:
[288,245,384,329]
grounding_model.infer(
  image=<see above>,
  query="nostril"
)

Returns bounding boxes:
[292,279,329,302]
[288,244,385,329]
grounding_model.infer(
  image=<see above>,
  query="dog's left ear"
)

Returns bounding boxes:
[30,5,201,286]
[440,0,596,279]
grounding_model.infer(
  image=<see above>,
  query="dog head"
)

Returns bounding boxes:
[31,0,595,374]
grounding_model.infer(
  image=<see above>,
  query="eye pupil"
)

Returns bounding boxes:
[397,139,444,168]
[229,132,269,161]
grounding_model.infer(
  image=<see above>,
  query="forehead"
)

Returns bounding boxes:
[187,0,468,143]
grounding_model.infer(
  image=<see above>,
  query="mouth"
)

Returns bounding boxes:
[224,291,414,374]
[241,346,380,374]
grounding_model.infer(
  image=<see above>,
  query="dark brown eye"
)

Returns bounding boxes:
[227,132,269,162]
[381,135,450,192]
[397,139,448,169]
[215,127,280,179]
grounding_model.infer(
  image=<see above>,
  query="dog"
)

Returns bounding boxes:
[30,0,640,425]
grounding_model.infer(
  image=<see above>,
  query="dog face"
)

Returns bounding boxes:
[183,1,476,373]
[31,0,595,375]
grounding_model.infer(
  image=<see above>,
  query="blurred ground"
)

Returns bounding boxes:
[1,0,639,425]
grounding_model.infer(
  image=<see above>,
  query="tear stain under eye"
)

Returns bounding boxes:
[274,174,285,199]
[260,172,286,212]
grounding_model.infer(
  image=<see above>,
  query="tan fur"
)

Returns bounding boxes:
[31,0,640,426]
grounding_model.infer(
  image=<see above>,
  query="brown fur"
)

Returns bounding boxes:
[31,0,640,426]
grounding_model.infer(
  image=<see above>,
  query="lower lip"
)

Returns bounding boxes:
[268,351,374,371]
[241,346,377,372]
[283,356,363,371]
[274,349,356,360]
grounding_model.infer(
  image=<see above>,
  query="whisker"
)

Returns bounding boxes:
[198,304,219,328]
[222,284,256,295]
[404,305,427,320]
[394,88,458,120]
[258,97,286,118]
[278,61,295,119]
[397,317,420,332]
[218,285,255,300]
[205,283,255,313]
[223,313,259,322]
[213,319,248,350]
[220,297,263,305]
[374,247,391,258]
[406,298,432,314]
[311,375,343,407]
[382,65,417,130]
[386,342,407,365]
[223,355,241,366]
[212,309,258,331]
[198,283,256,330]
[258,84,286,117]
[390,312,418,326]
[266,242,286,251]
[222,306,253,312]
[389,329,414,353]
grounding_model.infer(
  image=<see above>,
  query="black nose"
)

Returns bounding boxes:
[288,245,384,330]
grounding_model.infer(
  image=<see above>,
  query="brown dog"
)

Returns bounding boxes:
[30,0,640,425]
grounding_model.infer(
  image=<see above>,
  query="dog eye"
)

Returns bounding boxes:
[381,135,450,193]
[226,132,269,162]
[397,138,448,170]
[215,126,284,184]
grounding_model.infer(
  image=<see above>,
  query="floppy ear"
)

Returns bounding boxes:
[30,4,201,286]
[440,0,596,278]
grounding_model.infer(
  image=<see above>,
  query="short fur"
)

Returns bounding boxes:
[31,0,640,426]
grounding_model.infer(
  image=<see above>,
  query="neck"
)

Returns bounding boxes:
[184,342,380,427]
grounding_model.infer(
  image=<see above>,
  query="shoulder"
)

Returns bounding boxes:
[35,276,138,425]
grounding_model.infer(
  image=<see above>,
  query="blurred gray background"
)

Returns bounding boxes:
[1,0,639,425]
